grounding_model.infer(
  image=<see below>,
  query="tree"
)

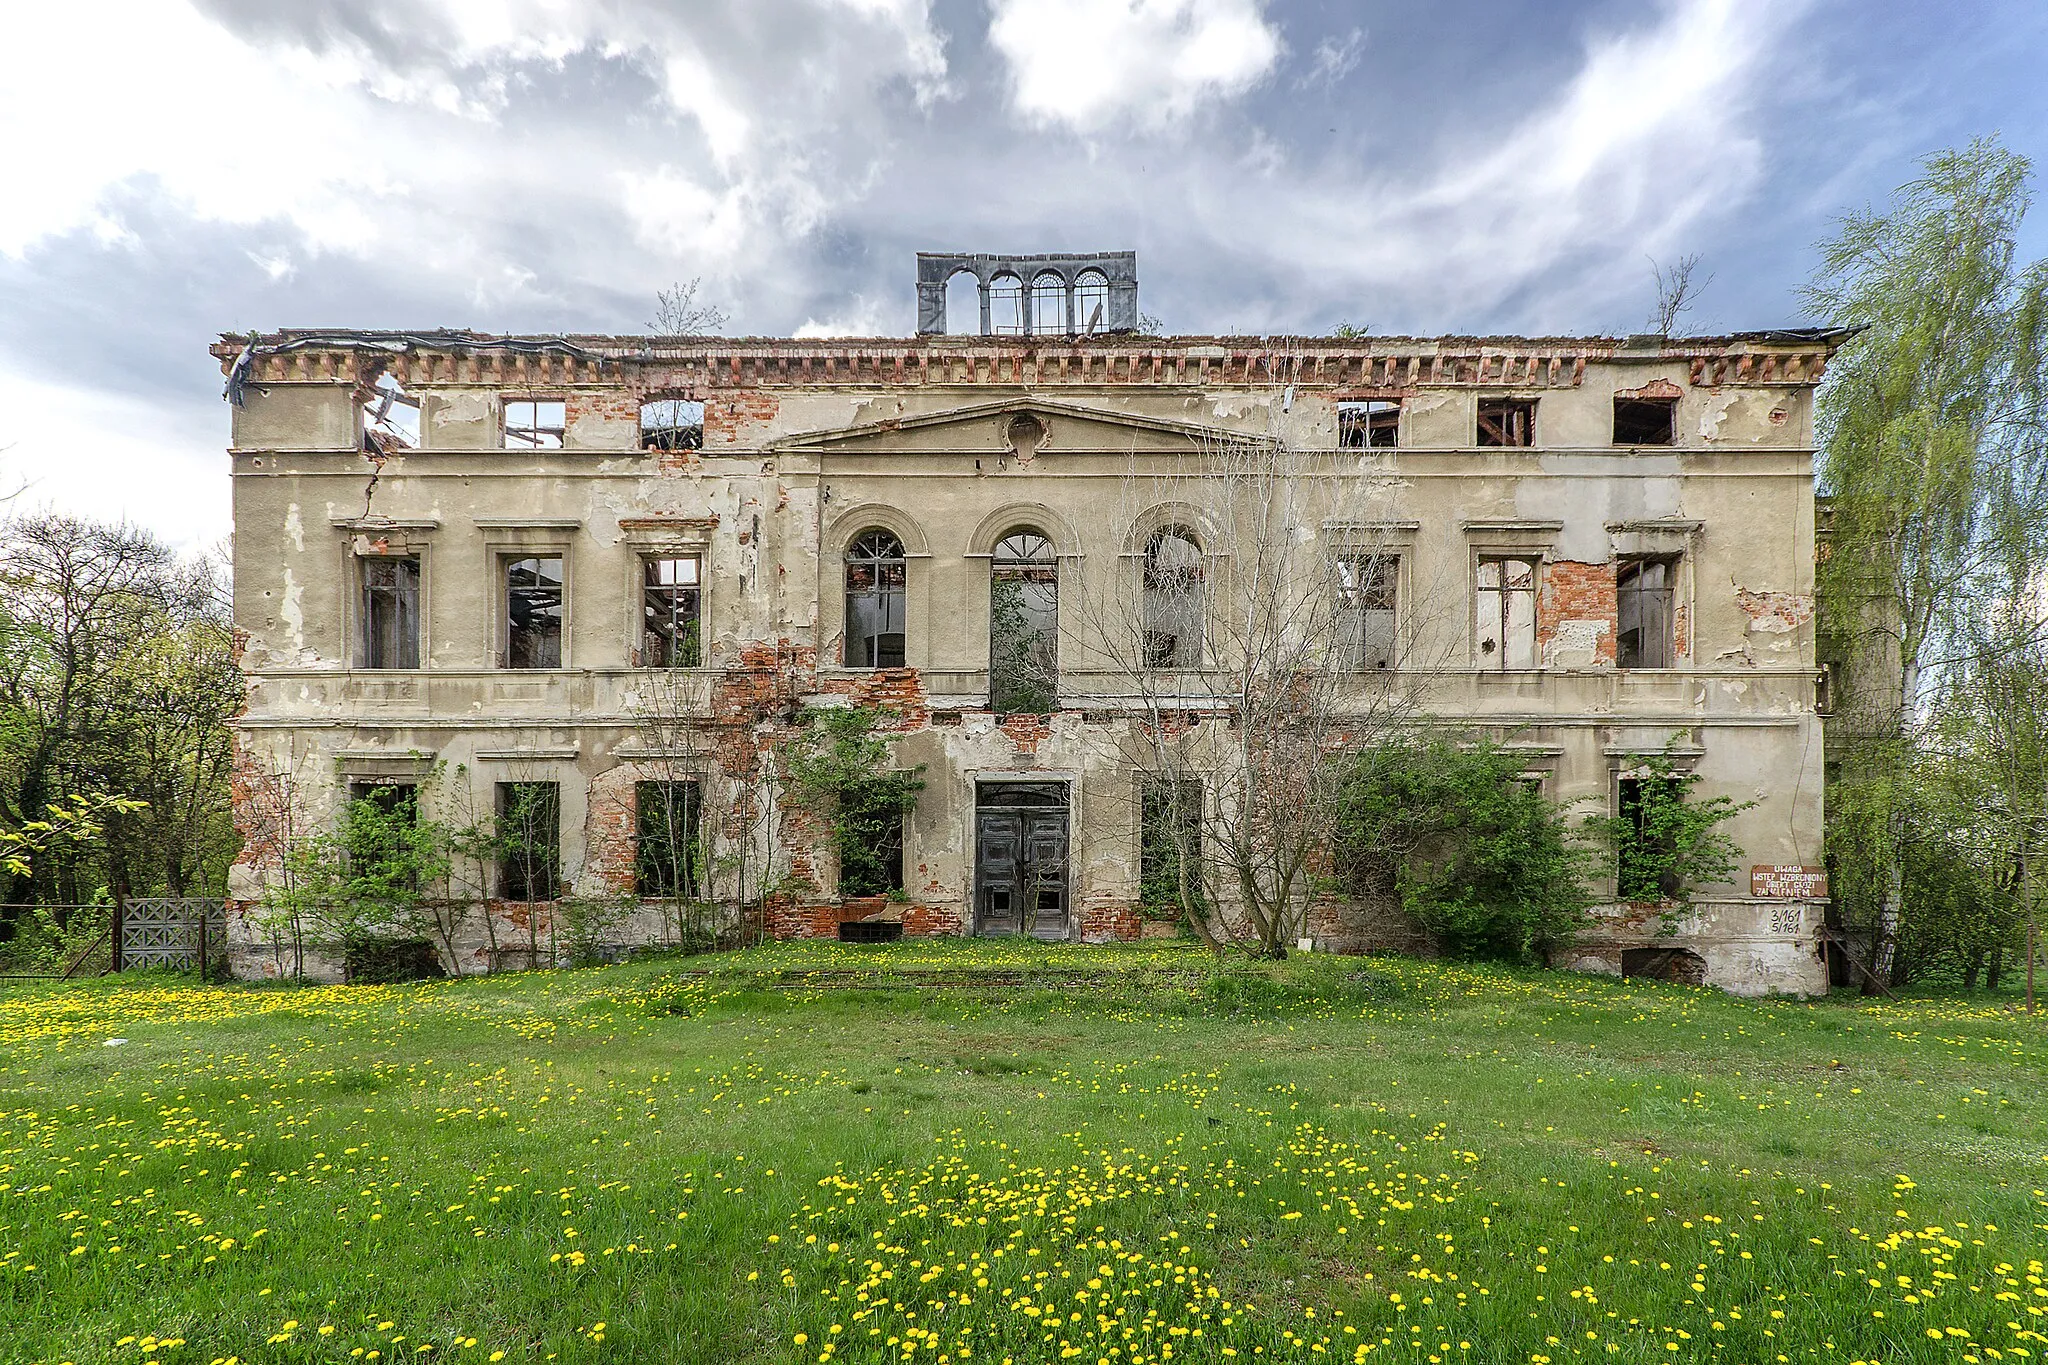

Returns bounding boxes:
[1066,362,1454,956]
[1646,253,1711,336]
[650,278,731,336]
[1807,137,2048,983]
[1584,747,1751,922]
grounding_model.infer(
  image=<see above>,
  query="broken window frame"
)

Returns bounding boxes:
[989,527,1059,715]
[1029,271,1068,336]
[1335,552,1400,670]
[361,373,421,452]
[640,398,705,452]
[357,553,421,670]
[503,554,565,669]
[1474,554,1540,671]
[1073,270,1110,334]
[1476,397,1537,447]
[496,780,561,902]
[640,554,703,668]
[1616,555,1678,669]
[1337,399,1400,448]
[1141,527,1205,670]
[1612,396,1678,446]
[635,779,703,899]
[844,529,908,669]
[503,398,567,450]
[987,272,1026,336]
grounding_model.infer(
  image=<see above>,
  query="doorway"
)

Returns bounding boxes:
[974,781,1070,939]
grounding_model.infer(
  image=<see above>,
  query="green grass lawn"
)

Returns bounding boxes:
[4,942,2047,1365]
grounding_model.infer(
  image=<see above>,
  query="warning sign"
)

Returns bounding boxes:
[1751,865,1828,899]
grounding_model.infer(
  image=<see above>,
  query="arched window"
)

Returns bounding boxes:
[1030,272,1067,336]
[988,273,1026,335]
[1143,527,1204,668]
[945,269,980,336]
[1073,270,1110,334]
[845,529,907,668]
[990,528,1058,714]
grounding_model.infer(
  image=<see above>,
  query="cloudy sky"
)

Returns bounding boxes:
[1,0,2042,550]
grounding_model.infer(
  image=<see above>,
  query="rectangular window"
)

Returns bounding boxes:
[641,555,702,667]
[641,399,705,451]
[1617,776,1681,901]
[504,399,566,450]
[496,781,560,901]
[1336,554,1399,670]
[358,555,420,669]
[1475,555,1539,670]
[1476,397,1537,447]
[838,783,905,896]
[1613,396,1678,446]
[504,555,564,668]
[1139,777,1203,913]
[346,781,421,890]
[635,780,702,898]
[1337,399,1400,448]
[1616,557,1677,668]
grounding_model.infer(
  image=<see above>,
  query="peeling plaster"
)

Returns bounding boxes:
[1736,586,1814,634]
[283,503,305,553]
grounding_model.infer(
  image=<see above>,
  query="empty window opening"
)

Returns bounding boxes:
[1338,399,1399,448]
[635,779,702,899]
[361,373,420,452]
[504,555,564,669]
[1616,556,1677,669]
[1476,555,1539,670]
[1139,777,1204,915]
[641,399,704,451]
[1336,553,1399,669]
[945,269,980,336]
[1073,270,1110,333]
[496,781,561,902]
[839,784,906,896]
[990,527,1059,715]
[1476,397,1537,447]
[641,555,702,667]
[1030,272,1067,336]
[1614,396,1678,446]
[1617,772,1687,904]
[504,399,566,450]
[988,273,1026,336]
[359,554,421,670]
[345,781,422,892]
[1142,527,1204,669]
[845,530,908,668]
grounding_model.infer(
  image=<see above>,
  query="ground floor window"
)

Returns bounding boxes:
[497,781,561,901]
[636,780,703,898]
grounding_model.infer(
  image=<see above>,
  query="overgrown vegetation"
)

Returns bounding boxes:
[778,706,924,897]
[1587,748,1751,916]
[1334,736,1593,958]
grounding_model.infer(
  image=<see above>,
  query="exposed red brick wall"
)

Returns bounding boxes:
[583,764,639,893]
[1080,899,1142,943]
[1538,559,1617,664]
[705,391,780,448]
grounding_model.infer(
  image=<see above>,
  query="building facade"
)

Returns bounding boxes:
[214,306,1841,993]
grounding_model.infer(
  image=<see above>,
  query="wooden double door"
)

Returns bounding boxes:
[974,782,1069,939]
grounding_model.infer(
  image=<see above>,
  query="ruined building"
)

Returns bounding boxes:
[215,251,1843,993]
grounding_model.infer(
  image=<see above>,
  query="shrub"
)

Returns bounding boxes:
[1335,737,1594,960]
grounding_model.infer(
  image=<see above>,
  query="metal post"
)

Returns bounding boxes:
[196,910,209,984]
[111,896,124,973]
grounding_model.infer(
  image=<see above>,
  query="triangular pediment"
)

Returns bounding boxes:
[766,395,1266,456]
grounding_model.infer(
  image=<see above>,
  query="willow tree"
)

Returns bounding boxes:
[1809,137,2048,984]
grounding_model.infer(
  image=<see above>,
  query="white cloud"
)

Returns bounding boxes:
[988,0,1280,133]
[1297,28,1364,90]
[793,296,891,337]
